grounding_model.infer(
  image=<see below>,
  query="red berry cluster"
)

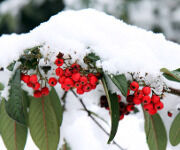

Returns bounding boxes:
[129,81,164,115]
[100,94,134,121]
[48,56,99,95]
[21,74,49,98]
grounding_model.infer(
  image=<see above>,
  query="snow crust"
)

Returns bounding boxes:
[0,9,180,150]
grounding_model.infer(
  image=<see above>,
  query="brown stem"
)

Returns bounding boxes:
[167,87,180,96]
[70,89,126,150]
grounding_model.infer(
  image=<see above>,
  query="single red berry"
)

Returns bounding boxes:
[48,77,57,86]
[168,111,173,117]
[64,78,74,88]
[74,82,82,89]
[119,114,124,120]
[29,74,38,83]
[117,95,121,103]
[142,86,151,95]
[61,84,70,91]
[58,76,66,84]
[87,73,94,78]
[77,88,84,95]
[148,109,157,115]
[89,75,98,85]
[27,82,33,88]
[32,82,40,90]
[155,101,164,110]
[55,58,64,66]
[41,87,49,96]
[142,96,151,104]
[143,104,153,111]
[80,76,88,85]
[55,67,64,76]
[133,97,141,105]
[126,95,134,104]
[130,81,139,91]
[126,104,135,112]
[91,84,96,89]
[72,73,81,81]
[151,95,160,104]
[71,63,81,73]
[21,74,30,83]
[34,90,42,98]
[65,68,72,77]
[83,84,92,92]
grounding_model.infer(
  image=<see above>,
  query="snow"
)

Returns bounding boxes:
[0,9,180,150]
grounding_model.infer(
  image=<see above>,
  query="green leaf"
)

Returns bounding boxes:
[49,87,63,126]
[5,68,26,125]
[29,96,60,150]
[109,74,128,97]
[169,112,180,146]
[160,68,180,82]
[101,75,119,143]
[143,110,167,150]
[0,82,4,91]
[7,61,16,71]
[0,99,27,150]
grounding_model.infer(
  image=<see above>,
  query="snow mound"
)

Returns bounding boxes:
[0,9,180,75]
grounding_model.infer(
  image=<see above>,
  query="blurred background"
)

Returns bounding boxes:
[0,0,180,43]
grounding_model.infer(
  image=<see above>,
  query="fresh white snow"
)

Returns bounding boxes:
[0,9,180,150]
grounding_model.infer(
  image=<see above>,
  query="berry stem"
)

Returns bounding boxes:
[70,89,125,150]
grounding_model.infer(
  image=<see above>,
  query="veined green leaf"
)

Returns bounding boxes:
[169,112,180,146]
[29,96,60,150]
[101,75,119,143]
[160,68,180,82]
[0,99,27,150]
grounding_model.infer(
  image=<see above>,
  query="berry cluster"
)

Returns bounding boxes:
[21,74,49,98]
[48,55,99,95]
[129,81,164,115]
[100,94,135,120]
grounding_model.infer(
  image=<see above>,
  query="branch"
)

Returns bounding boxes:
[167,87,180,96]
[70,89,126,150]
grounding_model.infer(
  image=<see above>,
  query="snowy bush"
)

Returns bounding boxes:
[0,9,180,150]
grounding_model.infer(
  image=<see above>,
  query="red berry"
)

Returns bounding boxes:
[133,97,141,105]
[117,95,121,103]
[130,81,139,91]
[65,68,72,77]
[48,77,57,86]
[91,84,96,89]
[126,95,134,104]
[80,76,88,85]
[34,90,42,98]
[77,88,84,95]
[32,82,40,90]
[142,86,151,95]
[83,84,92,92]
[74,82,82,89]
[119,114,124,120]
[151,95,160,104]
[148,109,157,115]
[127,89,130,96]
[126,104,135,112]
[87,73,94,78]
[71,63,81,72]
[55,67,64,76]
[61,84,70,91]
[155,101,164,110]
[64,78,74,88]
[72,73,81,81]
[21,74,30,83]
[27,82,33,88]
[143,104,153,111]
[55,58,64,66]
[168,111,173,117]
[89,75,98,85]
[142,96,151,104]
[41,87,49,96]
[58,76,66,84]
[29,74,38,83]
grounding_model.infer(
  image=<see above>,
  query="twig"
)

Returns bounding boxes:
[61,91,68,111]
[167,87,180,96]
[70,89,126,150]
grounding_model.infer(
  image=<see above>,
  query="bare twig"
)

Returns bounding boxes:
[167,87,180,96]
[61,91,68,111]
[70,89,126,150]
